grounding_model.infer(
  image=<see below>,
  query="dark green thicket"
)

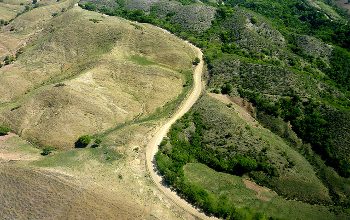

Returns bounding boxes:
[327,47,350,91]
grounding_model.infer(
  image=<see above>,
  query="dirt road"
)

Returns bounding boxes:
[145,41,216,220]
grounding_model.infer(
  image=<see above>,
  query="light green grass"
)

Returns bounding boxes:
[129,55,155,65]
[1,135,40,154]
[33,146,121,168]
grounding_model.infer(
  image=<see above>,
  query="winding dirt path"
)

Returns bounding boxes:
[145,42,216,219]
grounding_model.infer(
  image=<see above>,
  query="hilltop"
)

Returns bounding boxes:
[0,1,196,149]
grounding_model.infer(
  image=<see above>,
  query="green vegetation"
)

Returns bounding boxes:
[34,145,121,168]
[0,126,10,136]
[129,55,155,65]
[221,83,233,95]
[41,146,55,156]
[156,95,340,218]
[0,19,9,26]
[3,55,15,65]
[91,138,102,148]
[192,57,200,65]
[183,163,344,220]
[75,135,92,148]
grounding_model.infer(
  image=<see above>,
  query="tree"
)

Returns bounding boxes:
[221,83,233,94]
[75,135,92,148]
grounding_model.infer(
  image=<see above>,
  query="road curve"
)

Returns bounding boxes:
[145,39,215,220]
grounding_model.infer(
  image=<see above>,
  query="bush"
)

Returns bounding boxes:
[0,19,9,26]
[4,55,15,65]
[193,57,200,65]
[75,135,92,148]
[0,126,10,136]
[91,138,102,148]
[41,146,55,156]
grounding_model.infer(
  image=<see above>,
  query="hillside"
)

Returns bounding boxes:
[1,0,350,219]
[76,0,350,219]
[0,2,196,149]
[0,1,203,219]
[0,164,146,219]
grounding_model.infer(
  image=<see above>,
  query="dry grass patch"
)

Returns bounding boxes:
[0,164,145,219]
[0,2,23,21]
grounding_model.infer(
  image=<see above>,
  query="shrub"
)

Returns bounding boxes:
[212,88,221,94]
[54,83,66,87]
[0,19,8,26]
[75,135,92,148]
[251,16,258,24]
[91,138,102,148]
[192,57,200,65]
[0,126,10,136]
[4,55,15,65]
[80,2,97,11]
[41,146,55,156]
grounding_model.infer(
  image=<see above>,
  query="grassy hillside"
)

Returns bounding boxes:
[0,164,145,219]
[0,4,196,149]
[0,2,202,219]
[1,0,349,219]
[77,0,350,218]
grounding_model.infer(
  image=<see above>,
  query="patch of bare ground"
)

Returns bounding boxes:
[243,179,277,202]
[0,132,15,141]
[335,0,350,13]
[0,151,38,161]
[208,92,259,127]
[0,133,40,162]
